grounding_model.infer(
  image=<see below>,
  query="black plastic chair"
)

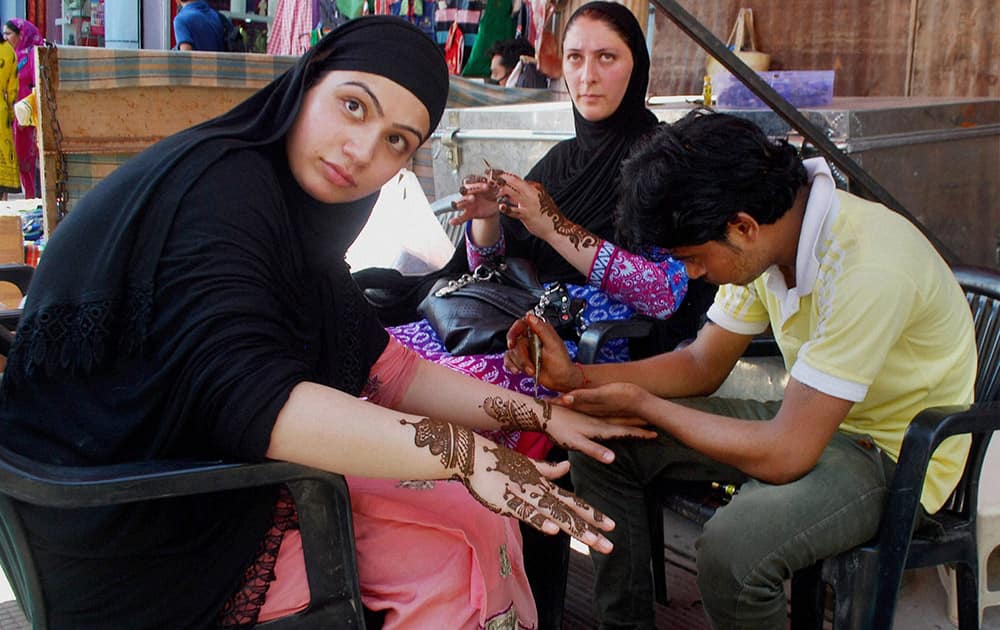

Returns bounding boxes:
[628,265,1000,619]
[0,451,369,629]
[788,264,1000,629]
[0,264,33,355]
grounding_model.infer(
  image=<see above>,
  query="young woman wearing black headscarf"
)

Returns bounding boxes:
[0,17,652,628]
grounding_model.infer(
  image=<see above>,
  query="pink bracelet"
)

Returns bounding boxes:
[574,362,591,388]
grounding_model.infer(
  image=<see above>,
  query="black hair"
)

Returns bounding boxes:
[486,37,536,75]
[4,21,19,35]
[615,109,808,251]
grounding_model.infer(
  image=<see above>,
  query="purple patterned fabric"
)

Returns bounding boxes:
[387,282,636,449]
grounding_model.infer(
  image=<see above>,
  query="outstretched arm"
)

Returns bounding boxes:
[566,377,852,484]
[507,314,750,398]
[267,381,624,553]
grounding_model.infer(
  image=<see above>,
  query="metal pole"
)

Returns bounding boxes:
[651,0,958,264]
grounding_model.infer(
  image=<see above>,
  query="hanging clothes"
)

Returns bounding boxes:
[266,0,315,55]
[389,0,436,40]
[461,0,515,78]
[0,41,20,194]
[8,18,42,198]
[434,0,485,66]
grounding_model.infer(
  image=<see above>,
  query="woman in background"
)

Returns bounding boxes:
[0,31,19,198]
[390,2,715,458]
[4,18,41,198]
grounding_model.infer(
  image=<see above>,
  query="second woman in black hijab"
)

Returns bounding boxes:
[391,3,714,462]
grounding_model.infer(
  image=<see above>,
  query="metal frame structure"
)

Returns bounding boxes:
[653,0,958,264]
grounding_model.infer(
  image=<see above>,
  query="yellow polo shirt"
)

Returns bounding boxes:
[707,159,975,513]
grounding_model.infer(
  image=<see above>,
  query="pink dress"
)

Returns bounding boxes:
[248,338,539,629]
[8,19,42,198]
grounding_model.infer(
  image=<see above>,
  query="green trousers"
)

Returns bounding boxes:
[568,397,894,630]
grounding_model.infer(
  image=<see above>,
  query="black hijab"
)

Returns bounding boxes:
[7,17,448,384]
[504,1,659,283]
[0,22,448,626]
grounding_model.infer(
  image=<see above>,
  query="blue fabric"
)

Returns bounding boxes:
[173,1,225,51]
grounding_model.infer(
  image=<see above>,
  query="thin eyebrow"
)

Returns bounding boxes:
[341,79,427,144]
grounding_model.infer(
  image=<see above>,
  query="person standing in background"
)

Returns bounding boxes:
[485,37,549,88]
[4,18,40,199]
[173,0,225,51]
[0,31,19,200]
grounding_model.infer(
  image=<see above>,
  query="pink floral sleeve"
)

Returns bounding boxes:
[465,222,505,270]
[587,240,688,319]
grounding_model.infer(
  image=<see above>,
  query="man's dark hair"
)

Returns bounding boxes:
[615,110,808,251]
[486,37,536,75]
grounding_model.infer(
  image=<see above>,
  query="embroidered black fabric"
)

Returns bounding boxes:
[11,287,152,376]
[219,486,300,628]
[0,17,446,629]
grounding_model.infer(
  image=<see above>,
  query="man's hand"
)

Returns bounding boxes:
[505,313,580,392]
[559,382,652,418]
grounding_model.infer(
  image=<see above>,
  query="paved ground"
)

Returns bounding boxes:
[563,507,1000,629]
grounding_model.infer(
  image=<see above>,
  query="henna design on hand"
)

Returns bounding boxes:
[400,418,476,479]
[481,396,548,432]
[493,454,592,537]
[536,490,591,537]
[504,487,548,530]
[557,486,604,522]
[534,184,599,250]
[452,473,504,515]
[462,174,489,187]
[535,398,552,421]
[483,443,546,491]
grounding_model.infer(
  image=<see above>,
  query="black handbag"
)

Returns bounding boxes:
[418,258,583,355]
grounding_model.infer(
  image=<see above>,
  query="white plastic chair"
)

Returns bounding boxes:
[940,437,1000,625]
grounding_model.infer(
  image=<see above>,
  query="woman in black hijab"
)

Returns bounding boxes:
[0,17,650,628]
[391,2,714,460]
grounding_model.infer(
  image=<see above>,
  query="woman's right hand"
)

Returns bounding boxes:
[448,173,502,225]
[461,432,615,554]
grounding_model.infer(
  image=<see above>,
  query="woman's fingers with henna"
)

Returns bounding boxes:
[502,479,612,552]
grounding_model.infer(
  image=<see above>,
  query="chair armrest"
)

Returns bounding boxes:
[0,264,34,297]
[283,474,362,620]
[0,447,340,508]
[576,319,654,365]
[0,447,364,627]
[875,402,999,569]
[890,402,999,492]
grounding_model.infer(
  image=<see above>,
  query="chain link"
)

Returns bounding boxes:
[39,41,69,223]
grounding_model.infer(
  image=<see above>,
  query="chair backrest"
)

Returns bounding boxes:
[937,265,1000,517]
[953,265,1000,404]
[432,194,464,247]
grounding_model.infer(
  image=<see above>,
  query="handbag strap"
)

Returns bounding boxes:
[433,263,501,297]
